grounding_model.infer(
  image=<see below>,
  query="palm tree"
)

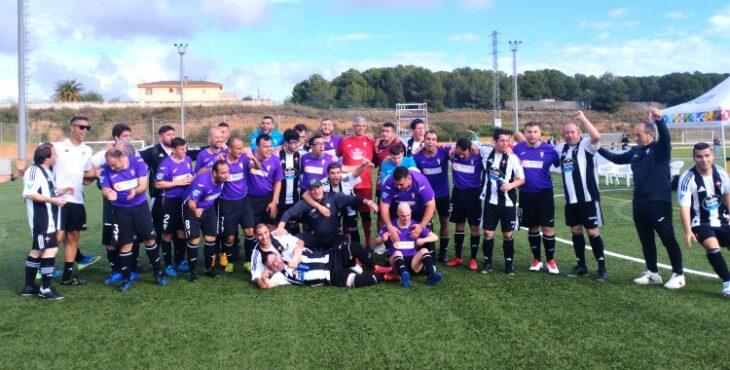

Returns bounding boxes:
[52,79,83,102]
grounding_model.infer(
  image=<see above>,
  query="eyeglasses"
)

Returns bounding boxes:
[312,142,325,146]
[74,125,91,131]
[287,140,300,145]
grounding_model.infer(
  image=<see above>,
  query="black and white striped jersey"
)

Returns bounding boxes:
[22,164,59,234]
[678,165,730,228]
[557,138,600,205]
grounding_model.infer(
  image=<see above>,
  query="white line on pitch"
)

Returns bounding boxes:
[519,227,719,279]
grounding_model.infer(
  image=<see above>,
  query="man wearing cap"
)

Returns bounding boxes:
[274,178,378,250]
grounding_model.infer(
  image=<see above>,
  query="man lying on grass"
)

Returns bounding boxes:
[251,223,387,289]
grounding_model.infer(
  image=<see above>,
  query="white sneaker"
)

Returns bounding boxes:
[633,271,663,285]
[663,273,686,290]
[722,281,730,296]
[529,259,543,272]
[546,259,560,275]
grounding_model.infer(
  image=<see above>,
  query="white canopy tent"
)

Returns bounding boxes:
[663,76,730,169]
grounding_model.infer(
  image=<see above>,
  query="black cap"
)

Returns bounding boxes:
[308,178,322,188]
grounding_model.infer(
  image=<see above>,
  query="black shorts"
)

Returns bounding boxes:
[565,201,603,229]
[249,195,277,225]
[435,195,451,219]
[219,197,254,237]
[692,224,730,246]
[519,189,556,228]
[161,197,184,234]
[60,202,87,232]
[32,232,58,250]
[113,203,157,246]
[102,198,116,246]
[183,206,219,240]
[482,203,518,232]
[449,188,482,225]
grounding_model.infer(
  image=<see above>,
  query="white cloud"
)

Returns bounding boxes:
[608,7,629,17]
[709,6,730,33]
[449,33,482,42]
[201,0,270,28]
[460,0,493,10]
[332,33,372,42]
[664,11,691,20]
[597,32,610,40]
[578,20,614,29]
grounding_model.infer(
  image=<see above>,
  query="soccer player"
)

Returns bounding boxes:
[678,143,730,296]
[445,138,483,271]
[375,122,406,188]
[378,145,418,187]
[182,160,230,281]
[557,111,608,281]
[154,137,194,277]
[53,116,100,285]
[339,116,376,249]
[376,203,443,287]
[21,143,74,300]
[276,179,378,250]
[250,115,284,150]
[100,149,167,292]
[300,134,338,191]
[513,121,561,274]
[319,118,342,158]
[194,127,227,174]
[187,121,231,161]
[140,125,176,247]
[294,123,310,153]
[255,226,383,289]
[314,161,372,242]
[478,129,525,275]
[277,129,303,234]
[598,107,684,289]
[379,167,436,249]
[403,118,426,156]
[219,136,260,273]
[413,130,452,263]
[245,133,284,269]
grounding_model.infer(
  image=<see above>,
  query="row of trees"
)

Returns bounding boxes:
[290,67,728,112]
[52,79,103,102]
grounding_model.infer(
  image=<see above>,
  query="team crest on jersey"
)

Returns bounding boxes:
[156,173,164,180]
[192,190,201,197]
[540,151,544,158]
[562,158,575,173]
[703,195,722,211]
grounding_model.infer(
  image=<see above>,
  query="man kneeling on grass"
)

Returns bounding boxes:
[375,203,443,288]
[251,224,385,289]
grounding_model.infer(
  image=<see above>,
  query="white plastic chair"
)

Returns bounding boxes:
[616,165,633,187]
[670,161,684,177]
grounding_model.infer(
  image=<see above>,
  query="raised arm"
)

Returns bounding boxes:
[597,147,633,164]
[574,110,600,145]
[650,107,671,159]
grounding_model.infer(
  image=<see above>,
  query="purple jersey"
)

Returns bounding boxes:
[300,153,337,190]
[378,220,430,257]
[513,141,560,193]
[413,146,451,198]
[247,155,284,197]
[156,155,193,199]
[323,134,343,157]
[194,147,228,174]
[100,155,149,207]
[185,172,224,211]
[221,155,251,200]
[451,151,483,190]
[381,170,435,215]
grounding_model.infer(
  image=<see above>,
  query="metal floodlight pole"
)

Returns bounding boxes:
[18,0,27,159]
[174,43,188,138]
[509,40,522,132]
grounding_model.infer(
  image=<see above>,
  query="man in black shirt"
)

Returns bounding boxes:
[598,107,685,289]
[274,179,378,250]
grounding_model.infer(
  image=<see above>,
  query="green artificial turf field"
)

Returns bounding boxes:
[0,177,728,369]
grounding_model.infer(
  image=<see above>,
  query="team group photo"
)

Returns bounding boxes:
[2,0,730,368]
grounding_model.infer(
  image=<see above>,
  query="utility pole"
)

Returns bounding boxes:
[492,31,501,127]
[509,40,522,132]
[18,0,28,159]
[174,43,188,138]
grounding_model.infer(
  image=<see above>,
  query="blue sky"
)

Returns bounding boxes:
[0,0,728,103]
